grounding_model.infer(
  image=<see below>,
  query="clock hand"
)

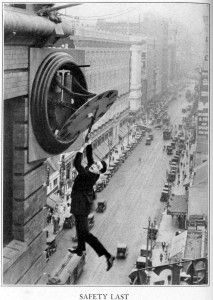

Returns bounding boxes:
[55,78,96,99]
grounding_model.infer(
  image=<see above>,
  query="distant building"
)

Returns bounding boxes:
[168,26,177,86]
[195,14,209,166]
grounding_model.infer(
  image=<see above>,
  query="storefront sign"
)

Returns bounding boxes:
[200,71,208,105]
[197,110,208,136]
[201,74,208,92]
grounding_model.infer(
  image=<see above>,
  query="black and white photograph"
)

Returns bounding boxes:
[1,1,212,299]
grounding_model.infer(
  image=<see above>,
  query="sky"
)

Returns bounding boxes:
[56,1,209,32]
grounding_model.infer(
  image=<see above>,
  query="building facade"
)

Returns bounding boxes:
[194,14,209,166]
[3,6,144,284]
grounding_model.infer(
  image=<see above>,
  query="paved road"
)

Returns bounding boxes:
[76,88,192,285]
[76,128,167,285]
[44,85,192,285]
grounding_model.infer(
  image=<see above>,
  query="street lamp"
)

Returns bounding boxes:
[146,217,151,268]
[59,155,65,197]
[46,166,50,186]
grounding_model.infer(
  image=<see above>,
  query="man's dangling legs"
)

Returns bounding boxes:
[68,215,115,271]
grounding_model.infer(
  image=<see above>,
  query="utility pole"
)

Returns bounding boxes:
[146,217,151,267]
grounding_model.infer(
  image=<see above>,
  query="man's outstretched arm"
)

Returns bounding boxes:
[85,138,94,167]
[73,142,88,174]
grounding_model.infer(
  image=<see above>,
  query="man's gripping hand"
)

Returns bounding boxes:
[85,132,92,145]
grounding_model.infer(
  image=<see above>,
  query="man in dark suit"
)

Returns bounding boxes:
[68,136,115,271]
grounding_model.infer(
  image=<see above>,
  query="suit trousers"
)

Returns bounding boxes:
[74,215,110,258]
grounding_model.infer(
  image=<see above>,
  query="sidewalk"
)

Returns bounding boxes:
[45,198,71,245]
[150,139,192,284]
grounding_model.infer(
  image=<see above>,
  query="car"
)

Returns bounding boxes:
[171,141,176,148]
[63,213,75,229]
[166,145,173,155]
[140,244,151,257]
[160,189,169,202]
[164,182,172,190]
[149,133,154,141]
[116,243,128,259]
[135,256,152,269]
[141,130,146,136]
[45,236,57,261]
[136,256,146,269]
[170,162,177,172]
[145,138,151,145]
[96,198,107,213]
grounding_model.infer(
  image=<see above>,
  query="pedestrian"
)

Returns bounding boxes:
[165,242,169,252]
[162,241,166,252]
[177,180,180,186]
[138,157,141,165]
[160,253,163,263]
[68,135,115,271]
[180,162,183,168]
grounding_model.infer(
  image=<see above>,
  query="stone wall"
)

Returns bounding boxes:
[3,45,47,284]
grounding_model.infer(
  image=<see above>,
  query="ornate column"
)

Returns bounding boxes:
[129,44,142,112]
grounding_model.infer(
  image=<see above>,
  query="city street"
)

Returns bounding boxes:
[43,87,192,285]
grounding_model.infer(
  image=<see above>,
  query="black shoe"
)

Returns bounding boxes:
[68,247,83,256]
[106,255,115,271]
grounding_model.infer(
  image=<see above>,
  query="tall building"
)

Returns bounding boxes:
[97,14,170,102]
[140,14,169,97]
[194,14,209,166]
[168,25,177,85]
[141,37,155,105]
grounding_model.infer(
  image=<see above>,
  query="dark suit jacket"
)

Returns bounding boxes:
[71,144,99,216]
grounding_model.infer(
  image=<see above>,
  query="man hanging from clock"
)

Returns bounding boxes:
[68,134,115,271]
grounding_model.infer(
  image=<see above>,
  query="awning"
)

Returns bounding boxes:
[119,127,128,138]
[102,142,110,156]
[105,138,118,150]
[97,144,108,158]
[167,194,188,216]
[93,148,103,160]
[47,193,63,208]
[170,231,187,262]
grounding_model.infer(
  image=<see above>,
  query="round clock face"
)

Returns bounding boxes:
[31,51,118,155]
